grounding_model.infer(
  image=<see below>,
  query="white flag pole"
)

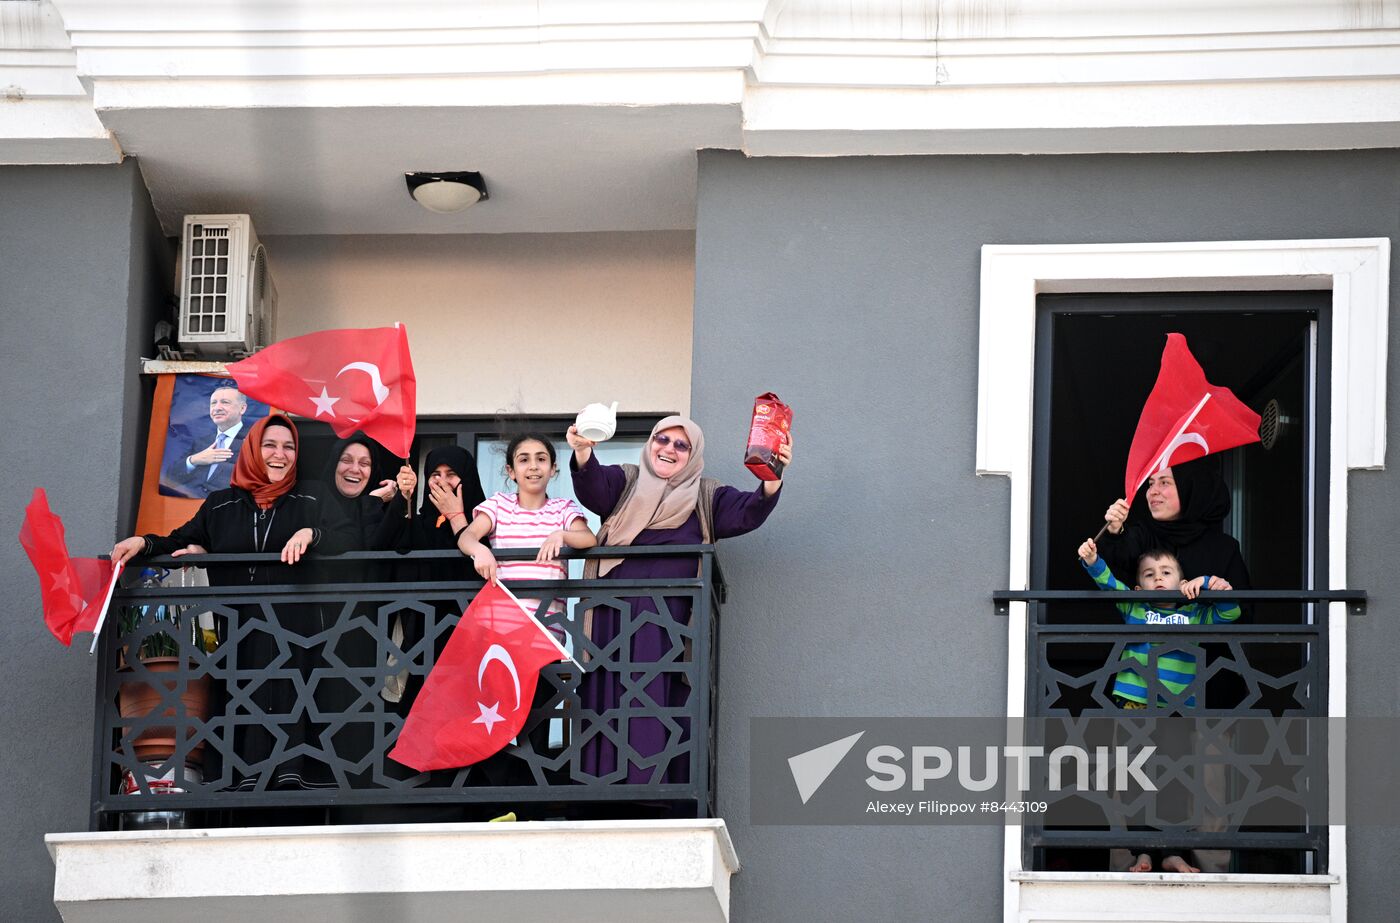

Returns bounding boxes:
[87,561,126,656]
[493,579,584,671]
[1092,392,1215,545]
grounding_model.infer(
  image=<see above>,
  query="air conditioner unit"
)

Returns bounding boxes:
[176,214,277,358]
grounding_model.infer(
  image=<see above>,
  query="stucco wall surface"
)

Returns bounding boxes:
[691,148,1400,922]
[0,160,171,923]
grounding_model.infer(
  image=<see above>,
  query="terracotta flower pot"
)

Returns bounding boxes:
[117,656,211,767]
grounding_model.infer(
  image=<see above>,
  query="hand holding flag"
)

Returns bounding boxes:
[226,324,417,457]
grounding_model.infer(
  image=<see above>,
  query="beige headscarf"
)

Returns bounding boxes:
[593,415,705,576]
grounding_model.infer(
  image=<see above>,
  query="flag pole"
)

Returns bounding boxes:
[87,561,126,655]
[493,579,584,672]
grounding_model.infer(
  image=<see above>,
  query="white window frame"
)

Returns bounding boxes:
[975,238,1389,923]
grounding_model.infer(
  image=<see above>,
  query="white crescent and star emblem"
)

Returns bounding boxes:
[473,700,505,734]
[1151,392,1213,473]
[305,362,391,422]
[309,386,340,418]
[1156,431,1209,472]
[472,643,522,735]
[337,362,391,406]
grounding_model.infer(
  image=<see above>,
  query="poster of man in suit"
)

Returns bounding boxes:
[158,375,270,498]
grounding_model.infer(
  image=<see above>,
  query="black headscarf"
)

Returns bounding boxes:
[411,444,487,551]
[321,433,384,513]
[1128,457,1232,546]
[1104,456,1251,592]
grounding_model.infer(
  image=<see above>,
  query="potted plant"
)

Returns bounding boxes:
[116,568,216,772]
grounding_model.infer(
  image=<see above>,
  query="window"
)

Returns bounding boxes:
[1028,291,1326,873]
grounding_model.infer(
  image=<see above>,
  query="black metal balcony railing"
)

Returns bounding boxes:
[92,546,725,830]
[992,588,1367,874]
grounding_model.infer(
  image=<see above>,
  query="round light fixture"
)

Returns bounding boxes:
[405,171,489,213]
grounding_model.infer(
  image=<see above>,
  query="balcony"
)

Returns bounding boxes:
[996,587,1365,877]
[50,546,738,921]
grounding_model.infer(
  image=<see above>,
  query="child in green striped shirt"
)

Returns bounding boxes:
[1077,537,1241,874]
[1077,537,1241,707]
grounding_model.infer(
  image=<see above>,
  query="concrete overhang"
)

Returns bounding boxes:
[47,819,739,923]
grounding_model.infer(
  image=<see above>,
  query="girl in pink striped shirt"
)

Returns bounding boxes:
[435,434,597,625]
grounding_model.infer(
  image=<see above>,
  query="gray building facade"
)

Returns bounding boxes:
[2,148,1399,919]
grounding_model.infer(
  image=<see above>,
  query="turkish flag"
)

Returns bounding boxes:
[389,581,570,772]
[226,324,417,457]
[1124,333,1262,500]
[19,488,116,646]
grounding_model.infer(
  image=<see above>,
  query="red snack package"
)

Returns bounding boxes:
[744,392,792,481]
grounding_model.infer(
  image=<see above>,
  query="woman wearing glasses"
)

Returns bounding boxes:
[566,415,792,786]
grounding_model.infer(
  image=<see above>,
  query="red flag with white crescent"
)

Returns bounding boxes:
[389,581,570,771]
[1123,333,1262,501]
[225,324,417,457]
[19,488,116,646]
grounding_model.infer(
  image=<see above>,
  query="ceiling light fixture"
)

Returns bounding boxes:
[405,171,489,213]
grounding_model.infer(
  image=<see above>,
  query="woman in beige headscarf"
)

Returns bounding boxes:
[567,415,791,784]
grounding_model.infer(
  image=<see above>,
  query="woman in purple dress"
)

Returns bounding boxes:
[567,415,792,784]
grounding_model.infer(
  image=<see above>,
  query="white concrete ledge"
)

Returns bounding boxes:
[1012,871,1340,923]
[48,819,739,923]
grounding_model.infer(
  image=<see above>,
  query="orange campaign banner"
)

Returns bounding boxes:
[134,372,276,535]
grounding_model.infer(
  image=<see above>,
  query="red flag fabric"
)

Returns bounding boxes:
[1124,333,1262,500]
[389,581,567,771]
[225,324,417,457]
[19,488,115,646]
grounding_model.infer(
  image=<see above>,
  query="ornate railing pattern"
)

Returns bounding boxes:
[92,546,724,829]
[995,588,1366,873]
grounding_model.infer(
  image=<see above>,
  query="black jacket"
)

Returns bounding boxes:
[142,486,351,585]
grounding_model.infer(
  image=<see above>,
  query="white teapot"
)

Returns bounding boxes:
[575,401,618,442]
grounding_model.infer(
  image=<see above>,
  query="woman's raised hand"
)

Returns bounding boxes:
[280,527,315,565]
[428,478,463,517]
[111,536,146,566]
[762,432,794,496]
[566,425,596,465]
[1104,498,1129,535]
[369,479,397,501]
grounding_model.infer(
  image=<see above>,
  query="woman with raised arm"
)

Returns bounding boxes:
[1096,459,1251,593]
[568,415,791,784]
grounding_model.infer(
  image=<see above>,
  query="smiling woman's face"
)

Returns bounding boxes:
[334,442,372,498]
[1145,468,1181,521]
[648,426,692,480]
[261,425,296,482]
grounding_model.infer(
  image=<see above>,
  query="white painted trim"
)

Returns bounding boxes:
[49,819,739,921]
[977,237,1390,923]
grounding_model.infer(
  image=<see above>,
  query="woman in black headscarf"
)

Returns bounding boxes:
[384,444,486,705]
[1097,457,1252,591]
[405,445,487,577]
[312,433,416,574]
[305,434,417,785]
